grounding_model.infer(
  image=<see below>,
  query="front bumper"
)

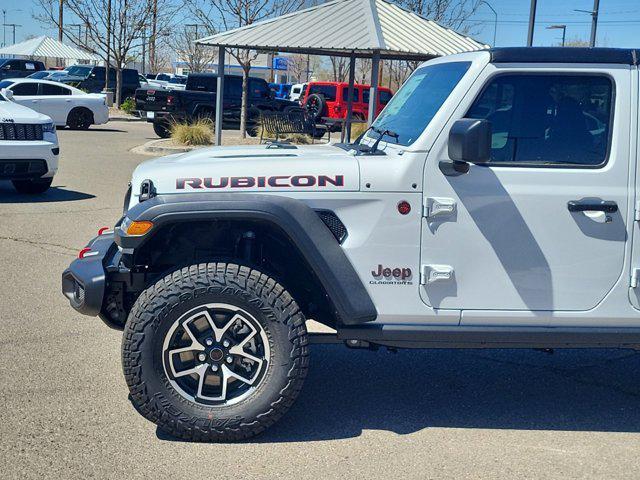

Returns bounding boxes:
[62,232,119,316]
[0,138,59,179]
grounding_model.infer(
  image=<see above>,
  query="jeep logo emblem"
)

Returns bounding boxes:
[370,264,413,285]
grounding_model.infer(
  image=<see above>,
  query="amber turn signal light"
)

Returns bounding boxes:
[126,220,154,236]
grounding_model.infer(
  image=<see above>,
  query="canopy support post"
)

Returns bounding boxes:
[215,47,225,146]
[367,51,380,126]
[345,53,356,143]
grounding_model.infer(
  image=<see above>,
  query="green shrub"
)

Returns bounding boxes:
[170,119,214,146]
[120,97,136,114]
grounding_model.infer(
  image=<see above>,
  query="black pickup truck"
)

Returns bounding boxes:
[135,73,301,137]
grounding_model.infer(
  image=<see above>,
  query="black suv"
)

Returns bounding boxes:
[62,65,140,99]
[135,73,301,137]
[0,59,46,80]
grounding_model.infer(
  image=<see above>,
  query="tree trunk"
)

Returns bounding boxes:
[115,68,123,107]
[239,65,250,139]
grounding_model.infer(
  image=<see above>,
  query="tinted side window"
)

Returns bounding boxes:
[11,82,39,95]
[308,84,336,101]
[379,90,392,104]
[224,77,243,96]
[250,79,269,98]
[186,75,216,91]
[467,74,613,167]
[341,86,359,102]
[3,60,21,70]
[123,69,138,83]
[41,83,70,95]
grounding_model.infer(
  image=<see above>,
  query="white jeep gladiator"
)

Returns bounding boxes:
[63,47,640,441]
[0,88,59,193]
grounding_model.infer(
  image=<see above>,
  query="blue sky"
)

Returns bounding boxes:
[1,0,639,49]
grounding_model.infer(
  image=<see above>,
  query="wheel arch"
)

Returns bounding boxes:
[116,193,377,327]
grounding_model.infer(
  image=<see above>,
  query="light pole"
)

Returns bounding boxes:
[2,9,22,47]
[546,24,567,47]
[68,23,83,46]
[479,1,497,46]
[527,0,537,46]
[3,23,21,45]
[575,0,600,47]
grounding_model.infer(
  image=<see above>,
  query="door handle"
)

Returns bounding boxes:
[567,200,618,213]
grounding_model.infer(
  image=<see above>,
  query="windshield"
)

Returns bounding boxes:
[0,80,14,90]
[366,61,471,146]
[66,66,92,78]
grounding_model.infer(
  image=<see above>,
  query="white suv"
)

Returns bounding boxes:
[0,88,59,193]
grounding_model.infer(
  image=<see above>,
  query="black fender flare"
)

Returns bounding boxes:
[116,193,377,325]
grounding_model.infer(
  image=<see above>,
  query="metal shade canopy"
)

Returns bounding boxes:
[0,36,100,62]
[196,0,487,144]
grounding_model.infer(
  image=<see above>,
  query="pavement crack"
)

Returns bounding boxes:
[0,235,78,255]
[0,206,120,217]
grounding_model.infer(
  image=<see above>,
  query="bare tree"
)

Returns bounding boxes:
[355,58,371,84]
[398,0,480,34]
[388,0,482,84]
[286,54,309,83]
[169,27,217,73]
[187,0,305,137]
[329,56,348,82]
[34,0,175,106]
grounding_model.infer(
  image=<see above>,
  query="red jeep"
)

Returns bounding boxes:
[302,81,393,126]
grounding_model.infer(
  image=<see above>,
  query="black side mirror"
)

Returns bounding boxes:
[445,118,492,174]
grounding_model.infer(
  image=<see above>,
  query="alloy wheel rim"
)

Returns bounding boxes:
[162,303,270,406]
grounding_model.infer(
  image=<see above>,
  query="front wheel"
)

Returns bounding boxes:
[122,263,309,442]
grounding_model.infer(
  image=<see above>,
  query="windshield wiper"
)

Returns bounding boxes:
[367,126,398,154]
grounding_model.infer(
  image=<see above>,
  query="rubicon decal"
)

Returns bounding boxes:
[176,175,344,189]
[370,264,413,285]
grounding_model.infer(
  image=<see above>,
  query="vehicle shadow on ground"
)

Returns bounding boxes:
[157,346,640,443]
[0,184,95,203]
[84,127,128,133]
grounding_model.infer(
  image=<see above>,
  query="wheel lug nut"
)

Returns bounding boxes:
[226,356,233,364]
[197,353,206,362]
[223,340,230,348]
[205,338,213,346]
[211,364,219,372]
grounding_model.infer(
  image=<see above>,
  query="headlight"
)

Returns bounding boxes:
[42,122,56,133]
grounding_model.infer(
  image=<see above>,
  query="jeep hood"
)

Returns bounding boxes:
[130,143,359,199]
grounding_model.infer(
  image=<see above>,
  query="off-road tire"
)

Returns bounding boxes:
[122,263,309,442]
[66,107,93,130]
[304,93,326,120]
[12,177,53,194]
[153,121,171,138]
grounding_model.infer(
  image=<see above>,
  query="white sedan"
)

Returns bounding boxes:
[0,78,109,130]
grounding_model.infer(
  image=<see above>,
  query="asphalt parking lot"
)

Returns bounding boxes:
[2,122,640,479]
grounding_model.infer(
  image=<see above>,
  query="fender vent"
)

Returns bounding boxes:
[315,210,347,243]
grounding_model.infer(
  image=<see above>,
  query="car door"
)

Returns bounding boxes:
[9,82,41,112]
[420,65,631,316]
[38,82,74,125]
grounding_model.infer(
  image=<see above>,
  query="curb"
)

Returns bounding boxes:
[109,115,145,122]
[130,138,206,156]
